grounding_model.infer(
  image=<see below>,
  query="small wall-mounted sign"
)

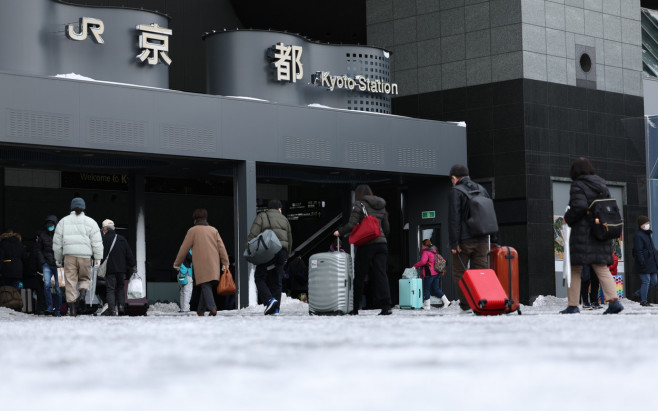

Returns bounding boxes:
[421,211,435,219]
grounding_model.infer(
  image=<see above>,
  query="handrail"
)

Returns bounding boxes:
[289,213,343,259]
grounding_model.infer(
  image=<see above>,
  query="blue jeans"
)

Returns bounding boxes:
[636,273,658,303]
[423,275,445,300]
[43,263,62,312]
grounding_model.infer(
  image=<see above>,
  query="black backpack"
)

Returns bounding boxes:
[455,185,499,236]
[587,197,623,241]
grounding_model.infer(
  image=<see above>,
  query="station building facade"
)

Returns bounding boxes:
[1,0,650,305]
[0,0,466,307]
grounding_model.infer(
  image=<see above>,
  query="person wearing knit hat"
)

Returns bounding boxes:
[70,197,85,211]
[52,197,103,316]
[102,219,115,229]
[632,215,658,307]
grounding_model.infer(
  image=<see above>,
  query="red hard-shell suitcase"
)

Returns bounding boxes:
[490,246,521,312]
[459,268,519,315]
[123,280,149,316]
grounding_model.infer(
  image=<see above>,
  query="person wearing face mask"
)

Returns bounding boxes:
[632,215,658,307]
[35,215,62,316]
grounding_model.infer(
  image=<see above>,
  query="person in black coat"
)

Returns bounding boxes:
[448,164,497,311]
[561,157,623,315]
[35,215,62,315]
[100,219,136,316]
[631,215,658,306]
[0,229,27,290]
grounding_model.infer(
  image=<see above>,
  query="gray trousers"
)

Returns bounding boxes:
[197,282,217,312]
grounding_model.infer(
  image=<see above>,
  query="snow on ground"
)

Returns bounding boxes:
[1,295,657,410]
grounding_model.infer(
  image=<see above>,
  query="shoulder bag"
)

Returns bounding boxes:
[348,202,382,247]
[97,235,117,279]
[244,212,282,265]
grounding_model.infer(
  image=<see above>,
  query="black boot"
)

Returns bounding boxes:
[78,289,87,304]
[69,303,77,317]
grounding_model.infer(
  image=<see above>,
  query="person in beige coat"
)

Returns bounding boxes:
[173,209,229,316]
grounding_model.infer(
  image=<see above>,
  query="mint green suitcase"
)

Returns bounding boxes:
[399,278,423,309]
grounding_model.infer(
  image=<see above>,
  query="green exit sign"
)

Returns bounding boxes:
[422,211,435,219]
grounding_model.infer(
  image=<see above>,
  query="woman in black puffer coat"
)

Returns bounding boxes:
[561,157,623,315]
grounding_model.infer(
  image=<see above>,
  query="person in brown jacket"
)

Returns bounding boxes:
[173,209,229,316]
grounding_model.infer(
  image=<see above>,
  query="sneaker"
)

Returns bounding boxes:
[273,308,280,315]
[348,310,359,315]
[582,303,592,310]
[603,300,624,315]
[629,293,640,302]
[559,306,580,314]
[591,304,603,310]
[641,301,652,307]
[101,309,116,316]
[264,298,279,315]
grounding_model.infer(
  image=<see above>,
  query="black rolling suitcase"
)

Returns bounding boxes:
[123,279,149,316]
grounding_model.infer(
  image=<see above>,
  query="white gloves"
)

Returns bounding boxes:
[93,260,101,268]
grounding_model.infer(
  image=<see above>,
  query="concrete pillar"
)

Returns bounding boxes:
[129,173,147,297]
[234,160,257,308]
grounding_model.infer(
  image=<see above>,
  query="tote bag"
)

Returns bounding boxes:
[348,203,381,247]
[217,267,236,295]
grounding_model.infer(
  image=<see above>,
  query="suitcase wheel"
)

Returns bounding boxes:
[478,299,487,309]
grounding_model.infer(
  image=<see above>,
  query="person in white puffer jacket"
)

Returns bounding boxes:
[53,197,103,316]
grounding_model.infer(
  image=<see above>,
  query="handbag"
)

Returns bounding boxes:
[97,235,117,279]
[217,267,236,295]
[244,213,282,265]
[348,202,381,246]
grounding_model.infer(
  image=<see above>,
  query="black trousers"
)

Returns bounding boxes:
[353,243,390,310]
[105,272,125,311]
[255,249,287,304]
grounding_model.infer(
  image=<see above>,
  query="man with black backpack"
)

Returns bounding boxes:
[448,164,498,312]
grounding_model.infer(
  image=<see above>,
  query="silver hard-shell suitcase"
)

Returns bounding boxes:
[308,248,354,315]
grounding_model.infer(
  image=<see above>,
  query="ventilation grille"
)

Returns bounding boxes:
[162,124,216,152]
[8,109,71,142]
[345,52,392,114]
[284,136,330,162]
[89,117,146,146]
[345,141,385,165]
[398,147,437,169]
